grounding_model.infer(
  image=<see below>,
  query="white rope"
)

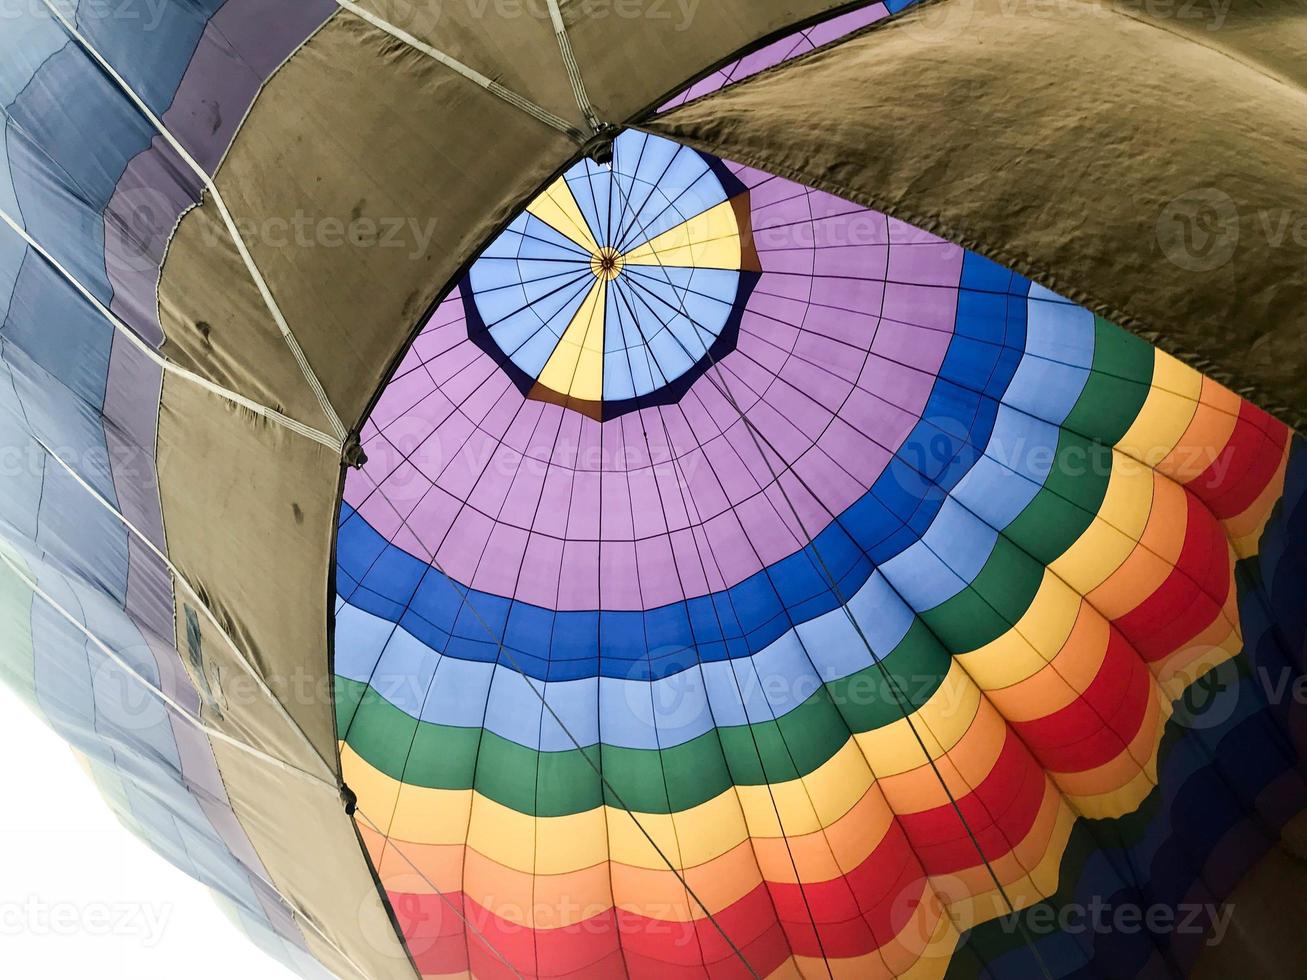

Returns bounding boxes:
[0,207,341,451]
[333,0,585,140]
[38,0,349,446]
[544,0,602,133]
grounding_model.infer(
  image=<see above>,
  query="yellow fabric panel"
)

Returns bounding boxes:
[527,177,602,254]
[753,785,894,885]
[536,278,607,401]
[737,740,872,838]
[984,600,1111,724]
[345,735,915,873]
[854,660,982,779]
[955,570,1082,691]
[603,790,748,871]
[876,699,1003,816]
[1049,460,1154,598]
[623,200,743,270]
[1085,474,1187,619]
[1117,352,1202,466]
[1158,376,1241,484]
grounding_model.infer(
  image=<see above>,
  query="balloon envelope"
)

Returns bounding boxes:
[1,2,1305,979]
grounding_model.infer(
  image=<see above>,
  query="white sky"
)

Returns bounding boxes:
[0,681,301,980]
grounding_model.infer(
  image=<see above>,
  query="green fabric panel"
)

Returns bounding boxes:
[406,710,481,788]
[333,461,1115,816]
[1000,327,1150,568]
[337,618,960,814]
[1062,318,1156,444]
[472,731,538,814]
[658,737,733,814]
[533,743,603,816]
[778,688,857,776]
[922,537,1043,652]
[1004,431,1110,567]
[833,620,955,732]
[717,722,771,787]
[334,675,367,736]
[601,743,675,814]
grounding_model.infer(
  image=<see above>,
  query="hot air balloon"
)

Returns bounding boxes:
[1,2,1305,979]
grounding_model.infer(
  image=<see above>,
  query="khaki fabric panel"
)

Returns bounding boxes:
[335,0,863,129]
[159,201,338,435]
[646,0,1307,429]
[348,0,584,127]
[157,378,342,766]
[1121,0,1307,89]
[158,377,417,977]
[172,587,329,781]
[162,12,577,431]
[562,0,862,120]
[208,738,416,980]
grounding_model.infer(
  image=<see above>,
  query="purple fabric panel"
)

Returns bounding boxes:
[104,334,173,656]
[104,137,197,348]
[658,4,888,111]
[252,882,311,953]
[346,173,964,612]
[144,627,199,715]
[122,537,174,641]
[95,0,336,956]
[103,336,164,541]
[162,0,336,174]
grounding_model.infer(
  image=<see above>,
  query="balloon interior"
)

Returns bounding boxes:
[1,3,1305,979]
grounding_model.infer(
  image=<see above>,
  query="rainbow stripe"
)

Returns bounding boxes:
[335,147,1307,979]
